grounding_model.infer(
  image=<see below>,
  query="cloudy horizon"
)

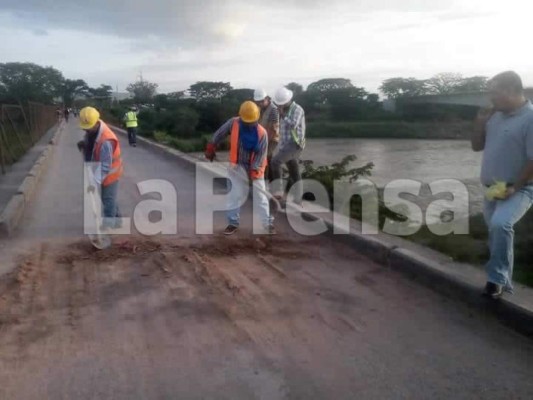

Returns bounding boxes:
[1,0,532,95]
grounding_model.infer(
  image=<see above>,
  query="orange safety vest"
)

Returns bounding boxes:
[93,121,124,186]
[229,119,267,180]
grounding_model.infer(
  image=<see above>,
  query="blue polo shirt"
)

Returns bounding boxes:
[480,101,533,186]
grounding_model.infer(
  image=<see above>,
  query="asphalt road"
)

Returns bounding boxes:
[0,119,532,400]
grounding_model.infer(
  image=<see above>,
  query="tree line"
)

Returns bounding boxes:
[379,73,488,99]
[0,62,115,106]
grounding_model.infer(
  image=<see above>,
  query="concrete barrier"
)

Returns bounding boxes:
[0,194,25,237]
[0,124,61,238]
[17,176,37,203]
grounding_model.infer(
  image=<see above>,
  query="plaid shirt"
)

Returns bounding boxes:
[212,118,268,172]
[260,103,280,143]
[279,102,306,148]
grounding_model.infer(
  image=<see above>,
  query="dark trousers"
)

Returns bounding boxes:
[271,142,303,202]
[127,127,137,145]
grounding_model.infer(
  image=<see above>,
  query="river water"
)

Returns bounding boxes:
[302,138,485,220]
[195,138,486,221]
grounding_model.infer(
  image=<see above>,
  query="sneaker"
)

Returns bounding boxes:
[132,143,137,147]
[265,225,277,235]
[223,225,238,235]
[482,282,503,299]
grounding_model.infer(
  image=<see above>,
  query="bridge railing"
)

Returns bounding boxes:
[0,102,56,174]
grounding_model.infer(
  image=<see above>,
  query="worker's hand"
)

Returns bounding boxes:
[278,105,288,118]
[476,107,495,124]
[501,186,517,200]
[77,140,86,152]
[87,185,96,194]
[205,143,216,162]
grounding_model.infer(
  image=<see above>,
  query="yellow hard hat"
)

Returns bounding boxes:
[79,107,100,130]
[239,101,260,123]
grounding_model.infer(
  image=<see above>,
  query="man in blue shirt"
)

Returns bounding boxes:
[471,71,533,298]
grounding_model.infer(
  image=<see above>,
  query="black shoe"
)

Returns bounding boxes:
[223,225,238,235]
[482,282,504,299]
[132,143,137,147]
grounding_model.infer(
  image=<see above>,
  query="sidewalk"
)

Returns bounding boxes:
[0,125,57,210]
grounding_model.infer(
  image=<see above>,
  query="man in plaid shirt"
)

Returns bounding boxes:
[270,87,306,205]
[253,88,280,182]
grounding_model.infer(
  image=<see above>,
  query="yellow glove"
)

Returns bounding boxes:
[486,181,507,201]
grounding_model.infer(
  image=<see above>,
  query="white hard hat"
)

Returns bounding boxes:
[253,88,267,102]
[273,87,293,106]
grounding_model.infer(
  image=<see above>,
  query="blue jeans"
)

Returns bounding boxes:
[483,186,533,291]
[101,180,121,228]
[226,169,273,229]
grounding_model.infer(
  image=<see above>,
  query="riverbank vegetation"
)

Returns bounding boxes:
[300,156,533,288]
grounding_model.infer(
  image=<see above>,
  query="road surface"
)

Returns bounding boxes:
[0,119,532,400]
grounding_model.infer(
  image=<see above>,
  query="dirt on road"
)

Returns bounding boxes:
[1,235,533,399]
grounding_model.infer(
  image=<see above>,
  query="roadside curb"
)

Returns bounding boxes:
[111,125,533,337]
[0,123,63,238]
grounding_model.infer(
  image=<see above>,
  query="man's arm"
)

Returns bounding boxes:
[267,107,280,141]
[99,141,113,182]
[211,118,234,146]
[471,108,493,151]
[514,161,533,191]
[252,130,268,173]
[514,119,533,190]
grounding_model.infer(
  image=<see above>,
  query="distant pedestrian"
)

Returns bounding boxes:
[123,106,138,147]
[253,88,280,182]
[270,87,306,205]
[63,108,70,122]
[471,71,533,299]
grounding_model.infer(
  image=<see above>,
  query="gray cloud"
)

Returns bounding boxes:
[32,27,48,36]
[0,0,455,49]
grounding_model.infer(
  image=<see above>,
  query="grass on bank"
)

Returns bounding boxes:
[300,155,533,288]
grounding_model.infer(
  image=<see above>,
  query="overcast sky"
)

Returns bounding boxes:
[1,0,532,95]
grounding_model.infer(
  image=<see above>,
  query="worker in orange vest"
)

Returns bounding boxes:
[205,101,275,235]
[77,106,124,230]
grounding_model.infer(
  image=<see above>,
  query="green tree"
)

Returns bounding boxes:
[307,78,353,93]
[88,84,113,99]
[0,62,64,103]
[62,79,89,106]
[379,77,428,99]
[426,73,464,95]
[158,106,200,138]
[223,88,254,104]
[455,76,488,93]
[126,79,158,103]
[189,81,233,101]
[285,82,304,97]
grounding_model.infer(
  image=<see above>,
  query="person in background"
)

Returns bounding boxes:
[471,70,533,299]
[63,107,70,122]
[253,88,279,182]
[205,101,275,235]
[123,106,138,147]
[77,107,124,230]
[270,87,306,205]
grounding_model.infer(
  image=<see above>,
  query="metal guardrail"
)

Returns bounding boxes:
[0,102,56,174]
